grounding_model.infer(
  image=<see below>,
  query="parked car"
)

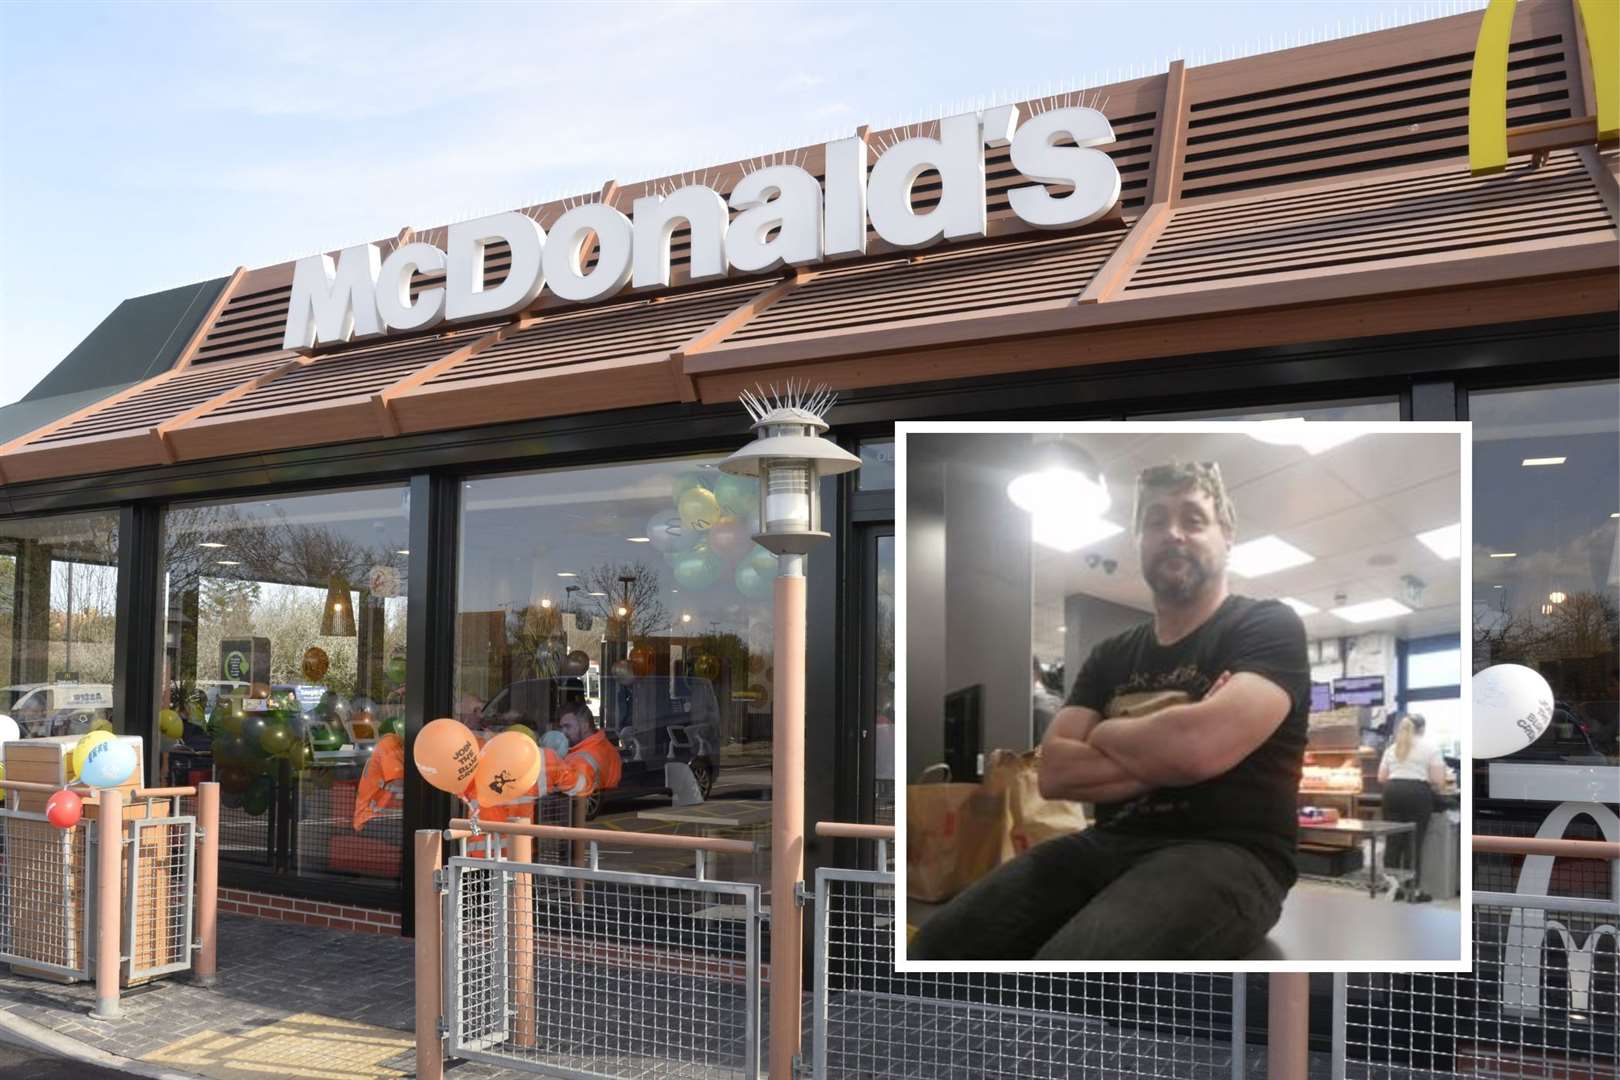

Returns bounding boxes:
[483,674,720,815]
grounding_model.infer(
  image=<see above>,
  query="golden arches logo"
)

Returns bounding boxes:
[1469,0,1618,174]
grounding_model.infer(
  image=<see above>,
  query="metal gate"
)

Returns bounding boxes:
[442,853,762,1080]
[811,864,1248,1080]
[124,813,197,982]
[0,806,96,981]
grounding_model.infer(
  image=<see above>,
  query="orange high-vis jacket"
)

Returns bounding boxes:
[353,733,404,831]
[566,729,623,794]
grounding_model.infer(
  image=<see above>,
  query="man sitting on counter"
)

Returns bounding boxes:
[912,461,1310,961]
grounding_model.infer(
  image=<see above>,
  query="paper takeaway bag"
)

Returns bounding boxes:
[905,781,1005,902]
[985,748,1089,862]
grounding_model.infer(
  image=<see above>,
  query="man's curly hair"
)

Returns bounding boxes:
[1133,461,1236,538]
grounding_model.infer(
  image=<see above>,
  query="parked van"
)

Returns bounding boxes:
[0,682,115,737]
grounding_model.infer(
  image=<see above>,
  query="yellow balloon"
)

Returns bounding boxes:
[71,730,116,782]
[0,760,6,804]
[159,709,184,739]
[89,716,114,734]
[677,487,721,533]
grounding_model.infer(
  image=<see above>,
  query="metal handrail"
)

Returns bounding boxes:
[445,817,755,854]
[815,821,895,840]
[1472,835,1619,859]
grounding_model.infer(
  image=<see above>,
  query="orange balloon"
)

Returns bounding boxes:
[413,718,481,795]
[472,731,541,807]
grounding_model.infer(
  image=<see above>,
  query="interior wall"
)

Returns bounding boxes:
[905,435,1036,778]
[1063,592,1151,699]
[904,443,947,781]
[943,448,1033,768]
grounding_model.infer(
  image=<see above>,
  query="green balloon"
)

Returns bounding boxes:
[713,472,756,517]
[673,548,724,591]
[736,561,773,601]
[242,784,271,817]
[259,719,293,756]
[379,716,404,738]
[747,545,778,576]
[308,722,343,752]
[387,655,407,684]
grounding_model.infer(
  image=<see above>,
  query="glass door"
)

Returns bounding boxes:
[857,528,895,825]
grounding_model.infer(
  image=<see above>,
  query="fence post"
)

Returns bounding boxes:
[89,787,123,1020]
[415,829,444,1080]
[195,782,219,986]
[1267,972,1310,1080]
[512,833,536,1049]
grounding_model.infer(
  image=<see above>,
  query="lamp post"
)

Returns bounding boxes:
[720,383,859,1080]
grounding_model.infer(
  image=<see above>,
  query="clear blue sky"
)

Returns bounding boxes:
[0,1,1485,405]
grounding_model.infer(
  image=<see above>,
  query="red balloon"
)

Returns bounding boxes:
[628,646,656,677]
[707,517,753,562]
[46,789,83,829]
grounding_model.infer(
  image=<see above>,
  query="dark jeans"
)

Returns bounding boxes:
[1381,779,1433,882]
[911,830,1286,961]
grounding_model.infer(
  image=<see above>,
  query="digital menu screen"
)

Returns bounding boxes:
[1310,682,1333,713]
[1332,675,1385,707]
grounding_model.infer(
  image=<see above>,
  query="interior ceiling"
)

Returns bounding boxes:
[1018,431,1463,662]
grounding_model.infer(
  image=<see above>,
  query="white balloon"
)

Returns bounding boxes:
[0,715,18,744]
[1472,664,1554,759]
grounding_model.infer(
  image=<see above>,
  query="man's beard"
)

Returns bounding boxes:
[1146,550,1214,605]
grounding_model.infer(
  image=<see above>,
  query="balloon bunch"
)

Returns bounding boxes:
[652,470,776,602]
[413,718,540,814]
[41,731,139,830]
[208,690,365,813]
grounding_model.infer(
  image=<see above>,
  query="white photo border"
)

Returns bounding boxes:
[893,419,1473,974]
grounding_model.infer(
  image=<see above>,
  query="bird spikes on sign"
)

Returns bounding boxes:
[739,381,838,426]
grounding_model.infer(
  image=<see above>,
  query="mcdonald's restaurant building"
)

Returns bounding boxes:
[0,0,1614,1012]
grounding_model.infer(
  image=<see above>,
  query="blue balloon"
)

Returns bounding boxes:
[81,738,136,788]
[540,730,570,756]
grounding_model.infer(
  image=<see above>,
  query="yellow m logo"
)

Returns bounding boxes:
[1469,0,1618,174]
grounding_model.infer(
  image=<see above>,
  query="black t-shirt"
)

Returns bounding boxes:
[1065,595,1310,888]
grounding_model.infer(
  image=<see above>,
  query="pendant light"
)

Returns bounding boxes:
[321,575,357,637]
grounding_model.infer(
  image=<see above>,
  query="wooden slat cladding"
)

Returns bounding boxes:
[1180,7,1574,201]
[427,279,768,386]
[34,355,292,445]
[206,331,479,418]
[189,242,513,365]
[720,230,1124,346]
[1124,151,1613,293]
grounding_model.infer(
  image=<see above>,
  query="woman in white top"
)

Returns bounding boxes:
[1378,714,1447,903]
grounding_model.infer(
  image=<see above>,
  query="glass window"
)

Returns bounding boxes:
[858,439,895,490]
[457,459,775,889]
[1471,380,1619,760]
[1406,647,1462,691]
[1131,398,1401,421]
[157,487,410,893]
[0,511,120,739]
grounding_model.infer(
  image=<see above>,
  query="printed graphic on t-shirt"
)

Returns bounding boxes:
[1105,665,1214,712]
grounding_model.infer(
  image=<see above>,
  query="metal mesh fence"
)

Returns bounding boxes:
[812,867,1242,1080]
[0,808,93,980]
[1338,899,1618,1079]
[445,853,761,1079]
[126,815,196,981]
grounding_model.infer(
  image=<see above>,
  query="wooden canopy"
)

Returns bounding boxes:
[1,0,1613,486]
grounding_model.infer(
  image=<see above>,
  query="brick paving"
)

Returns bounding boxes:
[0,913,532,1079]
